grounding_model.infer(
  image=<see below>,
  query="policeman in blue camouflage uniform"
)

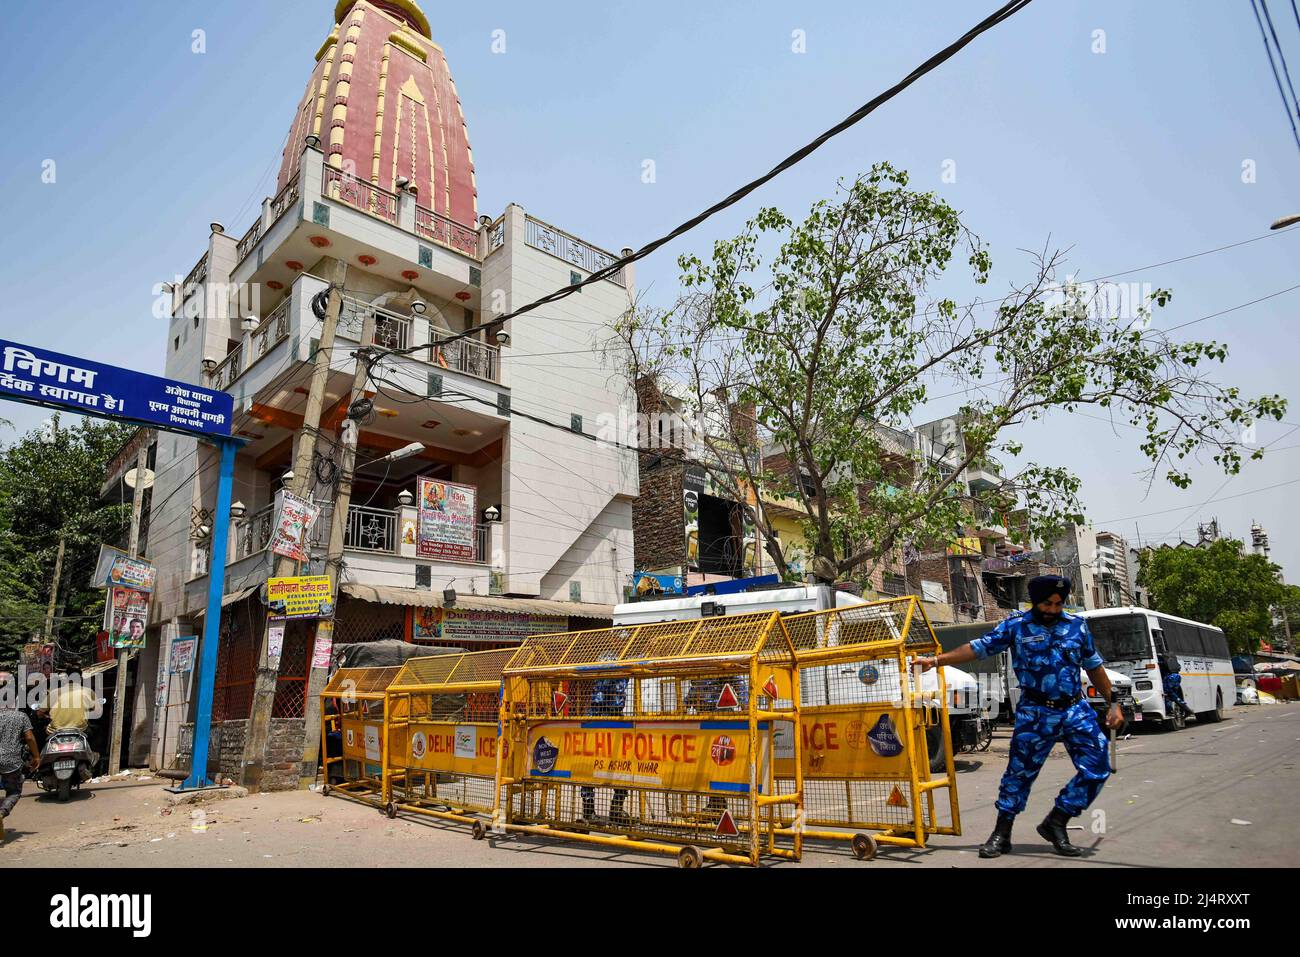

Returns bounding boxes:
[577,670,630,825]
[918,575,1123,858]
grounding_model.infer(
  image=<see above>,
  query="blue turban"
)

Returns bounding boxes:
[1028,575,1071,605]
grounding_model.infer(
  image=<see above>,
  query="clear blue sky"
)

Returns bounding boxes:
[1,0,1298,578]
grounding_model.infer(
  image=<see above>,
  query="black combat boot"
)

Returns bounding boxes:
[1036,806,1083,857]
[978,812,1015,858]
[608,792,630,827]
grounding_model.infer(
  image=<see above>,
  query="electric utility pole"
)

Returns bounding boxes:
[297,306,375,786]
[42,532,66,645]
[242,259,346,792]
[108,442,149,774]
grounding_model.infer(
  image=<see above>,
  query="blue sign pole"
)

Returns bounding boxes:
[183,437,238,790]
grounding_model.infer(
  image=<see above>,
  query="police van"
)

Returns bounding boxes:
[613,582,989,772]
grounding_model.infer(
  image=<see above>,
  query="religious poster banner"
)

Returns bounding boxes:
[410,607,567,644]
[416,478,477,561]
[105,586,149,649]
[267,575,333,619]
[268,491,320,563]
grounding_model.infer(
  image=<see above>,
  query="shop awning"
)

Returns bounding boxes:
[340,582,613,620]
[192,584,261,616]
[83,651,137,677]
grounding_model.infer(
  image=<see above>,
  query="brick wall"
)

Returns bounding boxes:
[177,718,248,778]
[263,718,307,791]
[634,457,684,572]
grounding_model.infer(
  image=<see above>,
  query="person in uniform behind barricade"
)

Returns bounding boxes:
[918,576,1122,859]
[685,674,749,813]
[575,662,630,826]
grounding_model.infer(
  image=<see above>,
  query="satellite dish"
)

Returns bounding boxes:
[124,468,155,490]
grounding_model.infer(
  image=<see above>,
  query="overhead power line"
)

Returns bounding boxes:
[1251,0,1300,151]
[374,0,1036,365]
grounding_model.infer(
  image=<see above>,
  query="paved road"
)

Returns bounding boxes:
[2,702,1296,868]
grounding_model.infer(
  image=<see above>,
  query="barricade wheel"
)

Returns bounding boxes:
[852,833,878,861]
[471,820,486,840]
[385,802,397,819]
[678,846,703,869]
[321,784,331,796]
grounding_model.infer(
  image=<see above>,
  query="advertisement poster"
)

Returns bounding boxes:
[268,491,320,563]
[416,477,477,561]
[105,586,149,649]
[106,554,157,592]
[267,575,333,619]
[410,607,566,643]
[772,707,915,780]
[169,637,197,674]
[683,467,705,572]
[312,620,334,669]
[516,719,768,794]
[267,618,286,669]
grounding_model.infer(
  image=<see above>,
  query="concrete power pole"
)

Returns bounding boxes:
[297,307,375,787]
[242,260,347,792]
[108,442,149,775]
[42,532,66,646]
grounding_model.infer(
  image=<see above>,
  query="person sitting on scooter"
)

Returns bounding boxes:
[46,670,95,732]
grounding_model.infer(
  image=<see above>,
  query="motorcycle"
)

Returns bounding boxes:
[37,728,97,801]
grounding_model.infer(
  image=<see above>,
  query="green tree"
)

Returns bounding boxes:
[1136,539,1285,654]
[615,163,1286,583]
[0,415,133,664]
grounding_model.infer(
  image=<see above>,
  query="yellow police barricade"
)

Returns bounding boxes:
[490,611,804,868]
[379,648,515,826]
[320,665,404,806]
[773,597,961,860]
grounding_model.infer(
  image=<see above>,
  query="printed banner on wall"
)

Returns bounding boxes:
[267,575,333,619]
[169,637,197,674]
[410,607,567,643]
[105,586,149,649]
[416,478,477,561]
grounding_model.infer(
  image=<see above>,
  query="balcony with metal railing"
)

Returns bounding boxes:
[323,166,398,225]
[416,203,479,258]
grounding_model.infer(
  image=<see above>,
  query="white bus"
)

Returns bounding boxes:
[1079,607,1234,730]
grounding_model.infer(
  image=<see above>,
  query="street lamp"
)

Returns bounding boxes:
[484,504,500,522]
[398,488,414,507]
[230,501,246,520]
[1270,213,1300,230]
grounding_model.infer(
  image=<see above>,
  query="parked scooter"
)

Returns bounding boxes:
[37,728,97,801]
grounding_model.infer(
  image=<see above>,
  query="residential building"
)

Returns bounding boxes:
[132,0,637,786]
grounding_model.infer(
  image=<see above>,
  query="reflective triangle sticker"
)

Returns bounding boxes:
[716,683,739,709]
[887,785,909,808]
[716,809,739,837]
[552,690,568,714]
[762,675,780,699]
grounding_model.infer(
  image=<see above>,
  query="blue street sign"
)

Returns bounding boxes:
[0,339,233,437]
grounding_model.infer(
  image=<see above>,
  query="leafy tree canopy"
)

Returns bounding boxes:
[615,163,1287,583]
[0,415,133,664]
[1136,539,1285,655]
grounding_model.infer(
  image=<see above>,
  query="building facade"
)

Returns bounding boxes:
[135,0,637,787]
